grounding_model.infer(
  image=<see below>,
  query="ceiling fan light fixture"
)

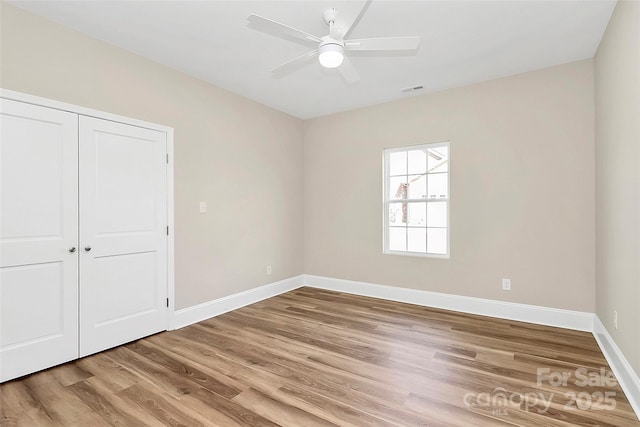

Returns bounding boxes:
[318,43,344,68]
[248,5,420,83]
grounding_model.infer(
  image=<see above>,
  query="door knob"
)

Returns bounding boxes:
[84,246,92,252]
[69,247,76,253]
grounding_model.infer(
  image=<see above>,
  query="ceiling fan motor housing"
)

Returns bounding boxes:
[318,37,345,68]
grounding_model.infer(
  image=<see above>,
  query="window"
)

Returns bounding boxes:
[383,142,449,257]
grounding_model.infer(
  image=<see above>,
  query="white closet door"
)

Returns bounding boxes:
[79,116,167,357]
[0,99,79,382]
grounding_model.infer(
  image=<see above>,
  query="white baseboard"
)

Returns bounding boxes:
[303,275,594,332]
[172,274,593,332]
[172,275,304,329]
[593,315,640,417]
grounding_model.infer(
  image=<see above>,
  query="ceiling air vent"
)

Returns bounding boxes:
[401,85,424,93]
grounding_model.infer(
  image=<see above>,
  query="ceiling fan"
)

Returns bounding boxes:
[247,1,420,84]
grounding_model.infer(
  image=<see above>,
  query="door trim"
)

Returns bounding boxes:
[0,88,175,332]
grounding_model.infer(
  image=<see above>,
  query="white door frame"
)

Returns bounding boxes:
[0,88,176,330]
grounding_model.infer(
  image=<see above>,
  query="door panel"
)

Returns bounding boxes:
[1,263,65,347]
[79,116,167,357]
[0,99,78,382]
[92,252,158,326]
[94,132,157,234]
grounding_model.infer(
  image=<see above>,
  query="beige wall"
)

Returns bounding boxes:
[0,3,304,309]
[594,0,640,377]
[304,60,596,312]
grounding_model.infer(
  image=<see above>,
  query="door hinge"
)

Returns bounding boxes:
[166,298,169,308]
[166,153,169,164]
[166,225,169,235]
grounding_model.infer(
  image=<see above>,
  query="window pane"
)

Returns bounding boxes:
[427,202,447,227]
[388,203,406,226]
[407,175,426,199]
[427,228,447,254]
[427,173,448,199]
[389,227,406,251]
[389,176,408,200]
[389,151,407,175]
[428,147,448,173]
[408,228,426,252]
[408,149,426,174]
[407,202,426,226]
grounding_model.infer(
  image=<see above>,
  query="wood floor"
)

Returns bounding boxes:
[1,287,638,427]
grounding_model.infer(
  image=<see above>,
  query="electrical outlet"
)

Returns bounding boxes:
[266,265,272,275]
[199,201,207,213]
[502,278,511,291]
[613,310,618,329]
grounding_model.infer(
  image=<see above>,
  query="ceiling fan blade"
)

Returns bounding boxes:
[338,56,360,84]
[248,14,322,44]
[345,37,420,51]
[272,49,319,75]
[341,0,372,39]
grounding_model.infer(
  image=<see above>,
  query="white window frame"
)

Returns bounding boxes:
[383,141,450,259]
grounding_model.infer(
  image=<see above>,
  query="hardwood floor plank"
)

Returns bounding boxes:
[232,387,339,427]
[17,370,96,425]
[277,383,406,427]
[117,383,207,427]
[48,364,92,388]
[147,331,291,394]
[221,310,393,365]
[124,340,241,399]
[68,380,149,427]
[198,317,417,402]
[82,376,166,426]
[1,287,638,426]
[176,385,281,427]
[403,392,517,427]
[184,324,412,408]
[105,346,198,401]
[0,379,39,422]
[74,353,141,393]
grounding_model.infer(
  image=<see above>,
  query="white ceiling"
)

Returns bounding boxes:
[10,0,616,119]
